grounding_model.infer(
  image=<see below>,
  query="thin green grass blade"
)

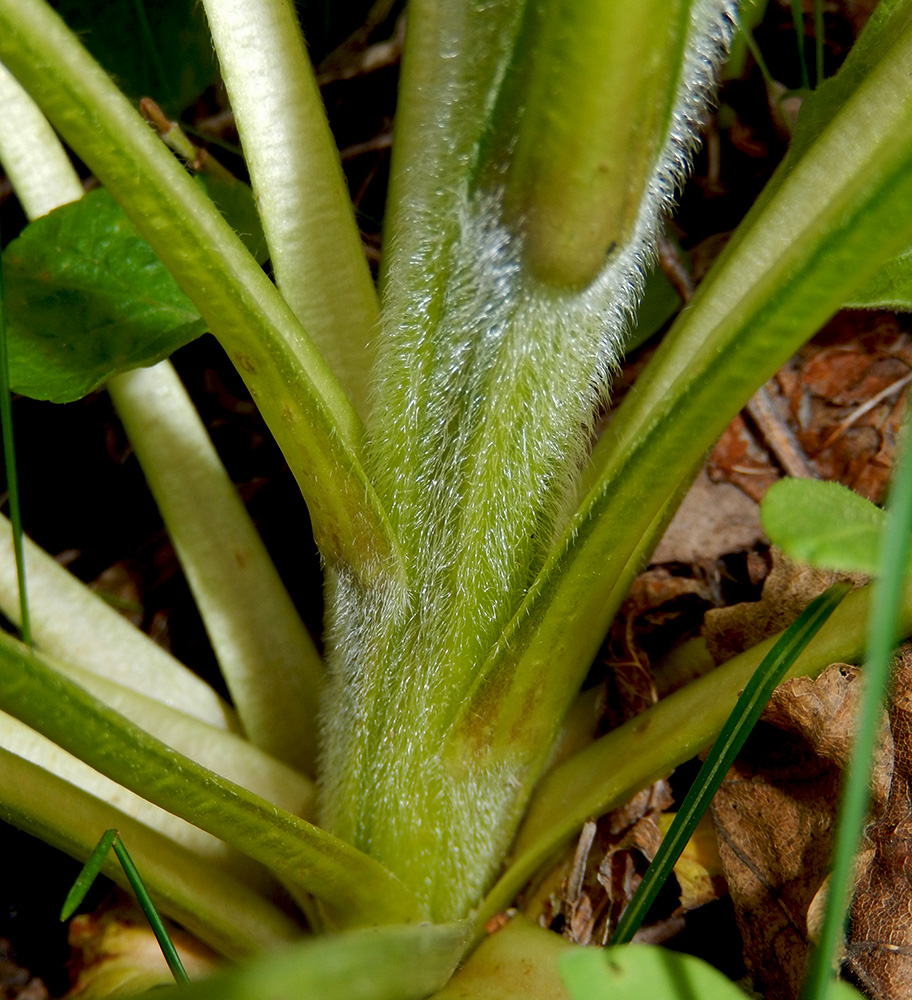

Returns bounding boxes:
[61,827,189,983]
[0,746,302,958]
[610,582,850,945]
[802,425,912,998]
[0,218,30,645]
[733,8,776,89]
[790,0,810,90]
[112,833,190,984]
[60,827,118,920]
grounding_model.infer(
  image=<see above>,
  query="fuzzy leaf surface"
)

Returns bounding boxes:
[3,189,205,401]
[761,478,886,574]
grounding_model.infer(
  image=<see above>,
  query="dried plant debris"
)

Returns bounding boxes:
[776,312,912,504]
[652,467,766,564]
[711,663,868,1000]
[530,780,675,946]
[702,548,864,665]
[711,643,912,1000]
[0,940,47,1000]
[843,647,912,1000]
[66,892,219,997]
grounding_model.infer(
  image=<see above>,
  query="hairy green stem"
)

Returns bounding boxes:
[321,0,734,920]
[452,5,912,807]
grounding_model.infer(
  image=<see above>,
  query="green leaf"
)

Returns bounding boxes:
[559,945,748,1000]
[194,174,268,266]
[0,631,423,928]
[761,479,886,574]
[788,0,912,165]
[845,245,912,310]
[60,827,118,920]
[143,922,469,1000]
[3,189,206,402]
[50,0,215,115]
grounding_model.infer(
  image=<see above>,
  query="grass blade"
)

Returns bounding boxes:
[61,828,189,983]
[477,576,912,933]
[610,582,850,945]
[0,746,301,957]
[60,827,119,920]
[802,424,912,999]
[111,833,191,983]
[0,631,422,928]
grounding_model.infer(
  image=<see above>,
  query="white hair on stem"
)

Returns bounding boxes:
[321,0,737,921]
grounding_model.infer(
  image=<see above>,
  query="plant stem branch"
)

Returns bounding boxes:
[0,0,402,583]
[200,0,380,421]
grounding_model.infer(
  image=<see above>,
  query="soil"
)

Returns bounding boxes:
[0,1,907,997]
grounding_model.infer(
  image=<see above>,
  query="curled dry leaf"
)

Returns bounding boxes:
[843,647,912,1000]
[702,548,865,665]
[710,662,867,1000]
[711,648,902,1000]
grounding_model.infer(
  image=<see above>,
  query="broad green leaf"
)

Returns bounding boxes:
[559,945,747,1000]
[51,0,215,114]
[2,173,270,404]
[141,922,469,1000]
[3,189,205,402]
[761,479,886,574]
[0,0,401,579]
[845,246,912,310]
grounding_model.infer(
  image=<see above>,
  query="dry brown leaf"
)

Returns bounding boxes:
[66,892,219,997]
[657,813,727,916]
[844,648,912,1000]
[652,468,765,564]
[702,549,864,665]
[710,669,854,999]
[711,653,901,999]
[707,414,781,504]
